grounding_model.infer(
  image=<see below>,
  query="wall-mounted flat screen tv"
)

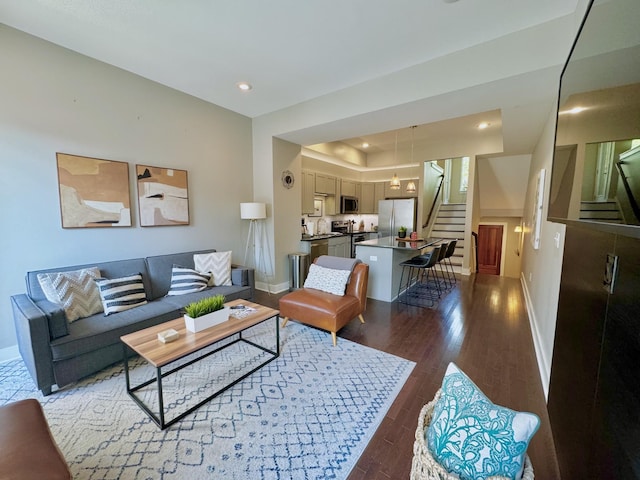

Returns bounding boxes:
[548,0,640,232]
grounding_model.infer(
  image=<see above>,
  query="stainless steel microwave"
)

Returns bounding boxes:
[340,196,358,214]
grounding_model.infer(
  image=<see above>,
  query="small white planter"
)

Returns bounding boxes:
[184,307,231,333]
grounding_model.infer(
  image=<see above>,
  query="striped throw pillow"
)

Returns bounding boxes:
[166,265,211,296]
[194,251,232,286]
[95,273,148,315]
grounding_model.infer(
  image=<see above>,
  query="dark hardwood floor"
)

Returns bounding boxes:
[255,273,560,480]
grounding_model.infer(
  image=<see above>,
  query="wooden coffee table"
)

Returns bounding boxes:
[120,299,279,429]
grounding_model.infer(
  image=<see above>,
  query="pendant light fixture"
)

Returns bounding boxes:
[389,131,401,190]
[406,126,417,194]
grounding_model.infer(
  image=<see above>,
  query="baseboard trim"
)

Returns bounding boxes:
[0,345,20,364]
[520,272,551,400]
[255,281,289,295]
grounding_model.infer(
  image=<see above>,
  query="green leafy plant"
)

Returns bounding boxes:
[398,226,407,232]
[183,294,226,318]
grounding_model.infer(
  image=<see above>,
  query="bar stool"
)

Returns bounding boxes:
[434,241,451,290]
[442,239,458,287]
[397,245,442,307]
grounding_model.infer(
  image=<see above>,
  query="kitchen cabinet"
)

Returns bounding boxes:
[328,236,350,258]
[374,182,386,212]
[341,179,359,198]
[360,183,375,213]
[324,195,338,215]
[315,174,337,195]
[384,179,419,198]
[302,171,315,214]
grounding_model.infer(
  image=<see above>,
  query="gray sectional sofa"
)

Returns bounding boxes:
[11,249,255,396]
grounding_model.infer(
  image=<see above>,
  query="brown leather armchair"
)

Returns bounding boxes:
[279,260,369,346]
[0,399,72,480]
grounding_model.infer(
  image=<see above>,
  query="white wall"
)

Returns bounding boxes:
[520,109,567,399]
[514,0,621,398]
[477,155,532,216]
[0,26,253,357]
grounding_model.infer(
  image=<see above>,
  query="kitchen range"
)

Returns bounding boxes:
[331,221,371,257]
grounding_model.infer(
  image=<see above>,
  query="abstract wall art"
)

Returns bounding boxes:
[136,165,190,226]
[56,153,132,228]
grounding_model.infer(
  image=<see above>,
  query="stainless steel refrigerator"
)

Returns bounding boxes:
[378,198,417,237]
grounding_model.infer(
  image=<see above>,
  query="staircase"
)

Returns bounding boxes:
[580,201,623,223]
[430,203,466,272]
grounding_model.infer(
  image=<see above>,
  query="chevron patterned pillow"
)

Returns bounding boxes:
[194,251,232,286]
[37,267,104,322]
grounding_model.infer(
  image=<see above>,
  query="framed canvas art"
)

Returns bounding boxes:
[136,165,190,226]
[56,153,132,228]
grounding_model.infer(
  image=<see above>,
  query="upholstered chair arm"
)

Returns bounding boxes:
[345,263,369,312]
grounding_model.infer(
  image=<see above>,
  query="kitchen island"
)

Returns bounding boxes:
[355,236,442,302]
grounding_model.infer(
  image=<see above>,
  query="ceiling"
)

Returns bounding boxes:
[0,0,582,158]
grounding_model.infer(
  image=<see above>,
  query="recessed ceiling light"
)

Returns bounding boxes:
[478,122,490,129]
[362,142,369,148]
[236,82,253,92]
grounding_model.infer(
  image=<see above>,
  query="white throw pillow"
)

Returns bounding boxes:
[303,264,351,296]
[194,251,232,286]
[37,267,103,322]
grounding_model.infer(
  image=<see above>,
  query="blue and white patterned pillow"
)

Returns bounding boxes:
[166,265,211,295]
[303,264,351,296]
[426,363,540,480]
[95,273,148,315]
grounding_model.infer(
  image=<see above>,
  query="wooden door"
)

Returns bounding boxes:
[477,224,503,275]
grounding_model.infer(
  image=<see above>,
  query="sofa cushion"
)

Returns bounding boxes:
[37,267,103,322]
[27,258,150,303]
[95,274,148,315]
[166,265,211,295]
[426,363,540,480]
[49,299,180,361]
[194,251,232,286]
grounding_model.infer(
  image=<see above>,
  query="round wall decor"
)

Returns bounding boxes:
[281,170,295,189]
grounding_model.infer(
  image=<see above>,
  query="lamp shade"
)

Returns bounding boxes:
[389,174,401,190]
[240,202,266,220]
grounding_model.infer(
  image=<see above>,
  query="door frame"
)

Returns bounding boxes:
[477,222,507,276]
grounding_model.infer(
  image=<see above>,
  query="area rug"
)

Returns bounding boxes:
[0,321,414,480]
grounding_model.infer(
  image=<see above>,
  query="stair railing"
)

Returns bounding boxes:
[615,160,640,223]
[422,174,445,229]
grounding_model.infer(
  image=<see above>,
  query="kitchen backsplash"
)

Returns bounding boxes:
[302,213,379,235]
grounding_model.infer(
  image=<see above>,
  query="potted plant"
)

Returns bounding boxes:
[183,294,230,332]
[398,226,407,238]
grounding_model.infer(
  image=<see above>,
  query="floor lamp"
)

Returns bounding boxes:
[240,202,272,291]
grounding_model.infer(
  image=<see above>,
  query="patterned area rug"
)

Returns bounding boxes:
[0,321,414,480]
